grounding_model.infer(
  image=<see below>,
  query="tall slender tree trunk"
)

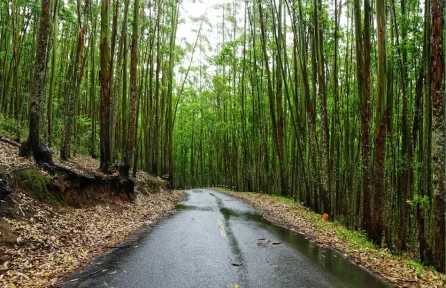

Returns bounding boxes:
[165,1,179,186]
[371,0,388,245]
[99,0,111,173]
[272,0,287,197]
[414,70,426,262]
[39,0,54,144]
[332,0,342,217]
[258,1,285,196]
[121,26,128,158]
[430,0,445,271]
[47,0,58,147]
[109,0,119,163]
[90,9,98,158]
[11,0,20,141]
[123,0,139,176]
[152,0,162,176]
[390,0,411,252]
[61,1,85,160]
[313,0,330,213]
[354,0,372,237]
[27,0,51,161]
[421,0,433,265]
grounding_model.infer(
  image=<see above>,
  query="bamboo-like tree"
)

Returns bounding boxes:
[60,0,86,160]
[371,0,388,244]
[1,0,445,273]
[353,0,372,237]
[99,0,111,172]
[121,0,140,177]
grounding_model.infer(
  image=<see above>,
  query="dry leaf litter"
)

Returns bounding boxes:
[0,137,184,287]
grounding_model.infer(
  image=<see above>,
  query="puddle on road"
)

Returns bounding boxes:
[63,192,391,288]
[267,223,391,288]
[214,206,391,288]
[176,204,214,212]
[175,192,390,288]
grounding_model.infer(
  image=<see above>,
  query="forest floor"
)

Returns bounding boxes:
[0,136,184,287]
[214,189,445,288]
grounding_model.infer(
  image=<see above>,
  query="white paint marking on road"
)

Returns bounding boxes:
[218,219,226,238]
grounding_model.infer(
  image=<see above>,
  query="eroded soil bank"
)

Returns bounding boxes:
[0,137,184,287]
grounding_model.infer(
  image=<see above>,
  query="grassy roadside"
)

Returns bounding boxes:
[213,188,445,288]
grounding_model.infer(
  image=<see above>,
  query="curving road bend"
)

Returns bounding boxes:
[62,189,391,288]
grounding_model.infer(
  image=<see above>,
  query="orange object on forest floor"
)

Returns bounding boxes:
[322,213,329,221]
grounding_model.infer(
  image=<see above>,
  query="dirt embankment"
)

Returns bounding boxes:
[0,136,184,287]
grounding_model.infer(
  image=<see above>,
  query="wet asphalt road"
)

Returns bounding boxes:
[62,189,391,288]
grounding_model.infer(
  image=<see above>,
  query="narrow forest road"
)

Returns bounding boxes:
[62,189,390,288]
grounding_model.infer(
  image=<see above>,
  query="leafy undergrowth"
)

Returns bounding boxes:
[0,136,185,287]
[216,189,445,288]
[12,168,59,204]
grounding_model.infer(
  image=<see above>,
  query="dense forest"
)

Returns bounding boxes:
[0,0,444,274]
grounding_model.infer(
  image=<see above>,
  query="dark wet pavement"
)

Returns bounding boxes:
[62,189,391,288]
